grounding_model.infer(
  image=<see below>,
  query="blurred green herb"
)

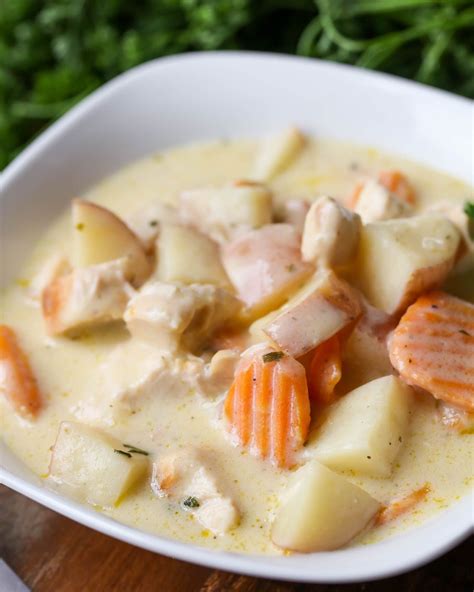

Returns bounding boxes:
[2,0,474,169]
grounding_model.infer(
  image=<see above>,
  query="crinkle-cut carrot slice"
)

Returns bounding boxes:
[376,484,430,525]
[224,345,310,468]
[378,170,415,204]
[389,291,474,412]
[0,325,43,418]
[306,335,342,404]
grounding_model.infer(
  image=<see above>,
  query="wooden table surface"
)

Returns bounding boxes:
[1,485,472,591]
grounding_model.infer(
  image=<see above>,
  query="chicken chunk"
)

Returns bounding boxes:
[195,349,240,396]
[152,449,240,535]
[301,196,361,267]
[127,201,180,251]
[124,281,241,353]
[222,224,313,322]
[180,181,272,242]
[42,259,135,336]
[352,179,413,224]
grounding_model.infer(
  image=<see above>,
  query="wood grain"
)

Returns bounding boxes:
[0,485,472,592]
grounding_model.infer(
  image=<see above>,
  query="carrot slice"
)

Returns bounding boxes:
[224,345,310,468]
[306,335,342,404]
[376,484,430,525]
[389,291,474,412]
[0,325,43,418]
[347,181,363,209]
[378,170,415,205]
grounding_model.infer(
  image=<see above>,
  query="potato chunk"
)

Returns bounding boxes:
[253,127,305,181]
[309,376,413,477]
[180,181,272,242]
[124,281,241,353]
[272,460,379,552]
[263,269,361,358]
[353,214,461,314]
[42,259,134,336]
[301,196,361,267]
[155,223,231,288]
[72,199,151,286]
[222,224,313,321]
[49,421,148,507]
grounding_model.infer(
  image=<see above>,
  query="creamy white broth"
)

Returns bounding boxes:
[1,136,472,555]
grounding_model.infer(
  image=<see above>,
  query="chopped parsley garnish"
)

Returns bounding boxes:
[75,223,84,231]
[114,449,132,458]
[262,351,285,364]
[464,201,474,219]
[183,496,200,508]
[123,443,149,456]
[149,220,158,227]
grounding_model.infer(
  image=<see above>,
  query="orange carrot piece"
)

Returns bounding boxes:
[376,484,431,525]
[347,181,363,209]
[0,325,43,418]
[224,345,310,468]
[306,335,342,404]
[389,291,474,412]
[378,170,415,204]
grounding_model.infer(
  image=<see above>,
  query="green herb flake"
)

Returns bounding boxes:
[75,223,84,231]
[114,449,132,458]
[183,496,200,508]
[149,220,158,227]
[464,202,474,219]
[262,351,285,364]
[123,443,149,456]
[286,263,296,273]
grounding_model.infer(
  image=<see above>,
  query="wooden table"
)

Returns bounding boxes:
[1,485,471,591]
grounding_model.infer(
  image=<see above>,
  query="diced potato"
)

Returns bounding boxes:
[272,460,380,552]
[72,199,151,286]
[353,179,412,224]
[309,376,413,477]
[127,201,180,251]
[49,421,148,507]
[155,223,231,288]
[263,269,361,357]
[222,224,313,321]
[337,302,395,393]
[180,181,272,242]
[253,127,305,181]
[353,214,461,314]
[124,281,241,353]
[42,259,134,336]
[301,196,361,267]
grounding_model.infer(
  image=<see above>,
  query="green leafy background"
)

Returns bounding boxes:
[2,0,474,169]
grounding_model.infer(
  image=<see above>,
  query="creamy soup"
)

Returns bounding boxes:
[1,130,473,555]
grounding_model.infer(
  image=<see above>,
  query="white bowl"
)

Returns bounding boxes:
[0,52,472,583]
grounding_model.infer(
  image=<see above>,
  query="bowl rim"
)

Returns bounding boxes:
[1,51,473,583]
